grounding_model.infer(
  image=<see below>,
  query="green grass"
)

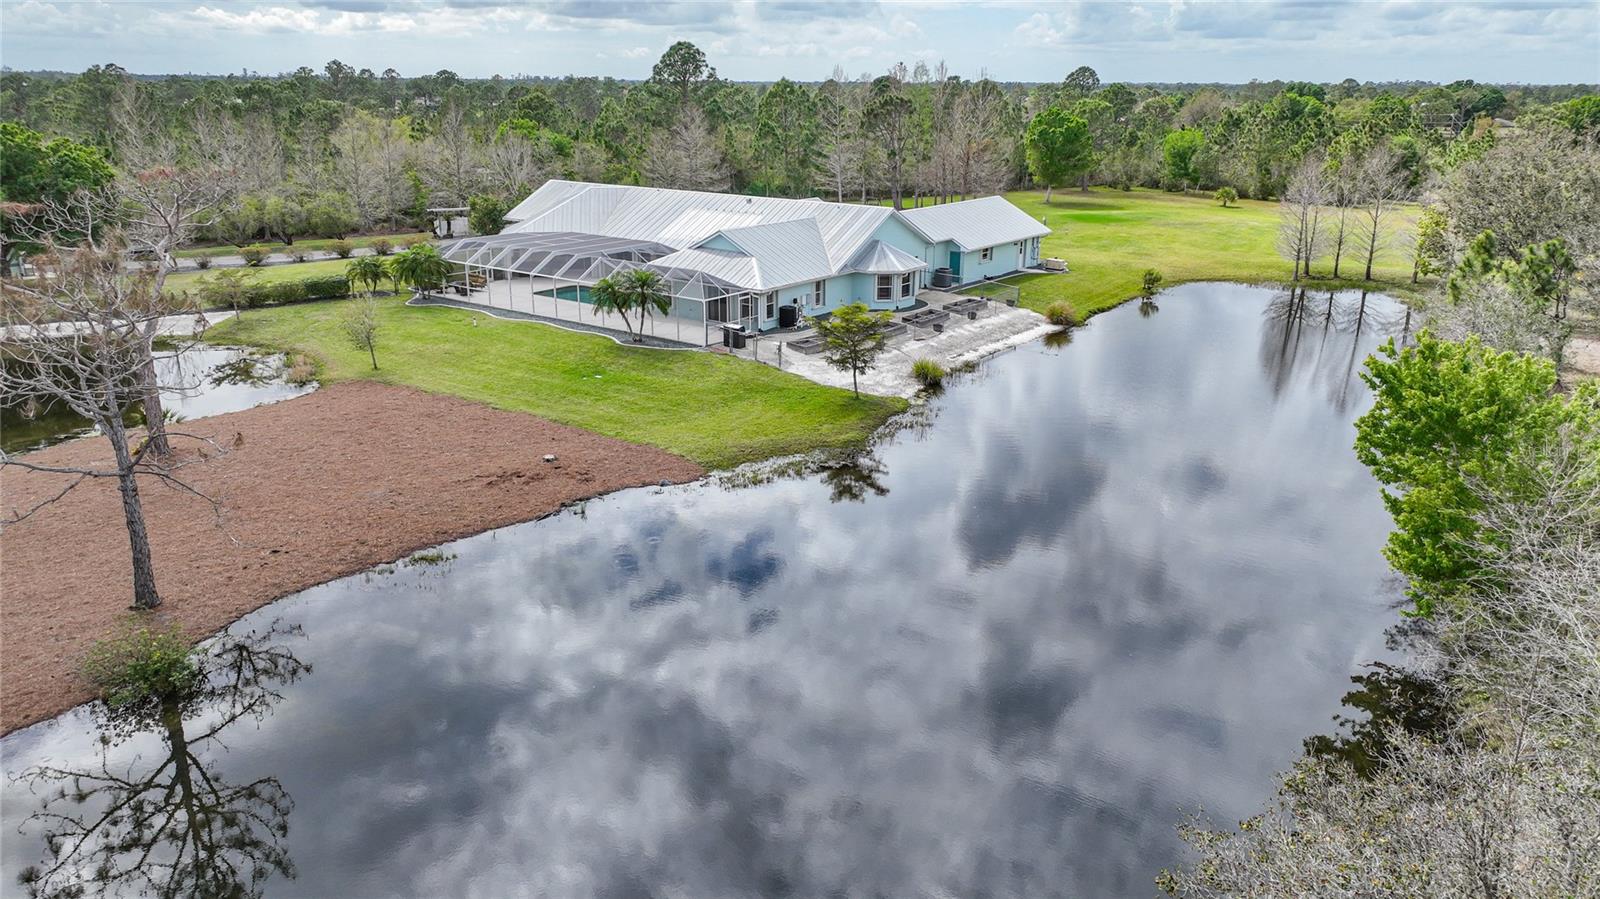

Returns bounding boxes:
[207,296,904,469]
[996,187,1427,318]
[166,258,357,294]
[176,232,430,258]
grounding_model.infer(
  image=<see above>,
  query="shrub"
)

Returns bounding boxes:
[193,253,214,270]
[1044,301,1079,327]
[239,245,270,266]
[400,234,429,249]
[370,238,394,256]
[82,623,202,717]
[329,239,355,258]
[284,354,316,385]
[300,275,351,300]
[911,358,946,388]
[1214,186,1239,207]
[1141,268,1164,300]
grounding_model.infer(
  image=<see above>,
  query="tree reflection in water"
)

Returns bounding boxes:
[14,624,309,899]
[1302,660,1456,780]
[821,452,890,503]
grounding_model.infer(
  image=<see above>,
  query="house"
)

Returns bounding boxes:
[438,181,1048,346]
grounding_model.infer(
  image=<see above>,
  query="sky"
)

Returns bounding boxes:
[2,0,1597,85]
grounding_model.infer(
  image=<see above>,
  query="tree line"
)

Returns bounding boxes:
[4,48,1596,259]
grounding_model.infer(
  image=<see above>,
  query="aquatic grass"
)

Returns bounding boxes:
[911,358,946,388]
[207,297,904,469]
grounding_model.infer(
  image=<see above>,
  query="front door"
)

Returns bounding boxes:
[949,250,962,279]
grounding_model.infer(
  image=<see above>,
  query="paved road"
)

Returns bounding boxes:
[1,309,236,341]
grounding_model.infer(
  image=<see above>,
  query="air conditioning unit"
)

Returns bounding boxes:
[1042,257,1068,273]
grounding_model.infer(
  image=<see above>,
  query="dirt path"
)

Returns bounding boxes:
[1,382,704,734]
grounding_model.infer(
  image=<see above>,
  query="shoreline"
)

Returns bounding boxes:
[0,381,705,735]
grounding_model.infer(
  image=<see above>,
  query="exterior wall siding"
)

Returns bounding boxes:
[958,240,1028,284]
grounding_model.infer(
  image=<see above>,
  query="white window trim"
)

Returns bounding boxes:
[876,274,892,301]
[979,246,994,263]
[812,280,826,308]
[900,273,913,298]
[764,291,776,320]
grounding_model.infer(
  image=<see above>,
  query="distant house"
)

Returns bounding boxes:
[438,181,1047,346]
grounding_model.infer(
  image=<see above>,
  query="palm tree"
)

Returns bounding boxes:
[346,255,387,297]
[589,276,634,340]
[387,245,452,296]
[619,269,671,342]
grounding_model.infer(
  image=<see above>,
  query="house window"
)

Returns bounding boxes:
[876,275,892,301]
[765,291,776,320]
[739,293,754,321]
[812,280,826,308]
[980,246,994,263]
[900,273,913,298]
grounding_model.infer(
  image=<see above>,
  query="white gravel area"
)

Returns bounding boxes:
[748,303,1056,396]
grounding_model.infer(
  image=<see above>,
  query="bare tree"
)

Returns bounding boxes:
[1277,155,1330,282]
[817,74,870,202]
[1,238,222,610]
[642,106,731,192]
[1351,145,1410,281]
[484,129,554,201]
[111,90,236,456]
[1326,161,1357,278]
[331,110,394,231]
[419,101,486,207]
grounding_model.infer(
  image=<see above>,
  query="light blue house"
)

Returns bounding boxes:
[439,181,1049,346]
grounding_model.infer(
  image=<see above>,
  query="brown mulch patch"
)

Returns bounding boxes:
[0,382,704,734]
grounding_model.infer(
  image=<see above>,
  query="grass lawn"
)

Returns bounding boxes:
[175,232,430,258]
[207,296,904,469]
[166,258,358,294]
[993,188,1427,319]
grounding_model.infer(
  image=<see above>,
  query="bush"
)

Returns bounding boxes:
[1141,268,1164,300]
[1044,301,1079,327]
[225,275,351,309]
[193,253,214,270]
[290,248,310,263]
[82,623,202,716]
[239,245,270,266]
[1214,186,1238,207]
[400,235,430,249]
[371,238,394,256]
[284,354,316,385]
[329,239,355,258]
[911,358,946,388]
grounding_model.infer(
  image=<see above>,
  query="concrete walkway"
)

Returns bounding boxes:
[746,303,1055,396]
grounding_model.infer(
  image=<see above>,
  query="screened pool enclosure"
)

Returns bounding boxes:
[437,232,754,346]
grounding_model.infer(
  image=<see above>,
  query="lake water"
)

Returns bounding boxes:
[0,345,312,454]
[0,283,1410,897]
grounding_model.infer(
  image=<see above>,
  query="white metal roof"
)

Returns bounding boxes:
[712,219,832,288]
[502,181,893,272]
[648,246,763,290]
[898,196,1050,251]
[847,239,930,275]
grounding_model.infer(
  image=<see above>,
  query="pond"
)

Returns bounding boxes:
[0,283,1411,897]
[0,345,313,455]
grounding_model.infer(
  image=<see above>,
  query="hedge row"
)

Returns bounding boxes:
[170,274,355,309]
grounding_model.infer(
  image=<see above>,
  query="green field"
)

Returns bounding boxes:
[175,232,430,258]
[207,296,903,469]
[994,187,1426,318]
[165,258,356,294]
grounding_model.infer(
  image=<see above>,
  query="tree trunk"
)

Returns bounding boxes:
[368,344,378,370]
[1080,172,1089,193]
[1044,184,1053,204]
[137,344,173,458]
[851,368,859,397]
[108,419,161,610]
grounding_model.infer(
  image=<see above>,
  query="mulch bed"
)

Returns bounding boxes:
[0,382,704,734]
